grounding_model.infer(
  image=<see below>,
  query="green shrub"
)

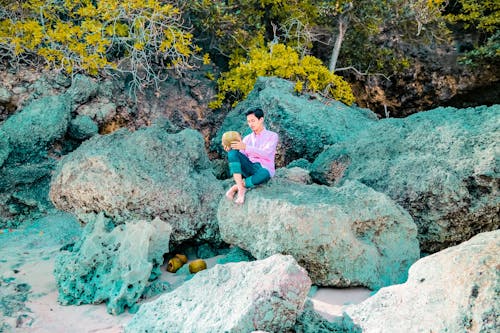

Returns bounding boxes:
[209,43,355,108]
[0,0,198,92]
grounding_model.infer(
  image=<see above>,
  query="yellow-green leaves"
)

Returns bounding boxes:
[0,0,197,91]
[446,0,499,33]
[210,43,355,109]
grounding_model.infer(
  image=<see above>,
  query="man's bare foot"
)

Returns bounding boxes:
[235,186,246,204]
[225,185,238,200]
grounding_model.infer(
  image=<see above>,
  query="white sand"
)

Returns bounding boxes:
[311,287,372,321]
[1,239,371,332]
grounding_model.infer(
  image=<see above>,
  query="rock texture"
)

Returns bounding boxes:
[294,300,360,333]
[344,230,500,333]
[213,77,378,166]
[50,124,224,245]
[218,178,419,289]
[68,115,99,140]
[54,213,172,315]
[125,254,311,333]
[0,94,71,165]
[311,105,500,252]
[65,74,99,106]
[0,94,72,226]
[349,35,499,118]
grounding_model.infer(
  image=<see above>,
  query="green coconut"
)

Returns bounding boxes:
[221,131,241,148]
[167,257,183,273]
[188,259,207,274]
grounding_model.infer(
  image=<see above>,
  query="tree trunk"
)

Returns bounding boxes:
[329,17,348,72]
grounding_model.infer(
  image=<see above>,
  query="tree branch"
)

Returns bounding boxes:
[334,66,392,81]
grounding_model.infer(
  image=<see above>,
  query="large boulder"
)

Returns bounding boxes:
[0,94,71,165]
[218,178,419,289]
[54,213,172,315]
[125,254,311,333]
[0,94,72,226]
[50,124,224,244]
[344,230,499,333]
[311,105,500,252]
[213,77,378,166]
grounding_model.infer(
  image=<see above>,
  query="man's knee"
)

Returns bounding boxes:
[227,149,240,162]
[257,168,271,183]
[246,168,270,187]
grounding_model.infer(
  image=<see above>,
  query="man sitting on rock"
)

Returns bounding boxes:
[224,108,279,204]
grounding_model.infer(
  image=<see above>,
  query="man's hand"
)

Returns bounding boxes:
[230,140,246,150]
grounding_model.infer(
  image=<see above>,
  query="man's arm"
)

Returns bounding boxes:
[242,132,278,159]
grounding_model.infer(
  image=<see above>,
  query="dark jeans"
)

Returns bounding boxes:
[227,150,270,188]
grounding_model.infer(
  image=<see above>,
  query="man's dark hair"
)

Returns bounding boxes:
[245,108,264,119]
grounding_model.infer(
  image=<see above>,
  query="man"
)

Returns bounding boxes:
[225,108,279,204]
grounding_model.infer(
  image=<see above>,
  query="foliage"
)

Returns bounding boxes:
[444,0,499,65]
[184,0,318,63]
[209,43,355,109]
[446,0,499,33]
[0,0,198,93]
[318,0,449,74]
[187,0,450,78]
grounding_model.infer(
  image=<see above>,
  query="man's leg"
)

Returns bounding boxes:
[225,184,238,200]
[227,151,270,203]
[227,150,252,202]
[244,165,270,188]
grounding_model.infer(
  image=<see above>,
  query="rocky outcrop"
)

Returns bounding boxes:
[0,94,71,165]
[213,77,378,166]
[311,105,500,252]
[350,37,499,117]
[50,124,224,245]
[125,254,311,333]
[135,70,219,144]
[54,213,172,315]
[0,94,73,226]
[344,230,500,333]
[218,178,419,289]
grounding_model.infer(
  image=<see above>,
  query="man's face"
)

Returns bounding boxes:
[247,114,264,133]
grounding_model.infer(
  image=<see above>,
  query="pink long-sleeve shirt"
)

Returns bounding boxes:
[241,128,279,177]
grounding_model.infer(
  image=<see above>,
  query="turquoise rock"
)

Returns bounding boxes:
[0,95,71,164]
[344,230,500,333]
[0,94,71,222]
[0,129,10,168]
[125,254,311,332]
[50,124,224,245]
[213,77,378,166]
[54,213,172,315]
[218,179,419,289]
[65,74,98,105]
[68,115,98,140]
[311,105,500,252]
[216,246,254,265]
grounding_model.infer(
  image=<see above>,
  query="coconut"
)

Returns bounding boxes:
[188,259,207,274]
[175,253,188,264]
[166,257,183,273]
[221,131,241,148]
